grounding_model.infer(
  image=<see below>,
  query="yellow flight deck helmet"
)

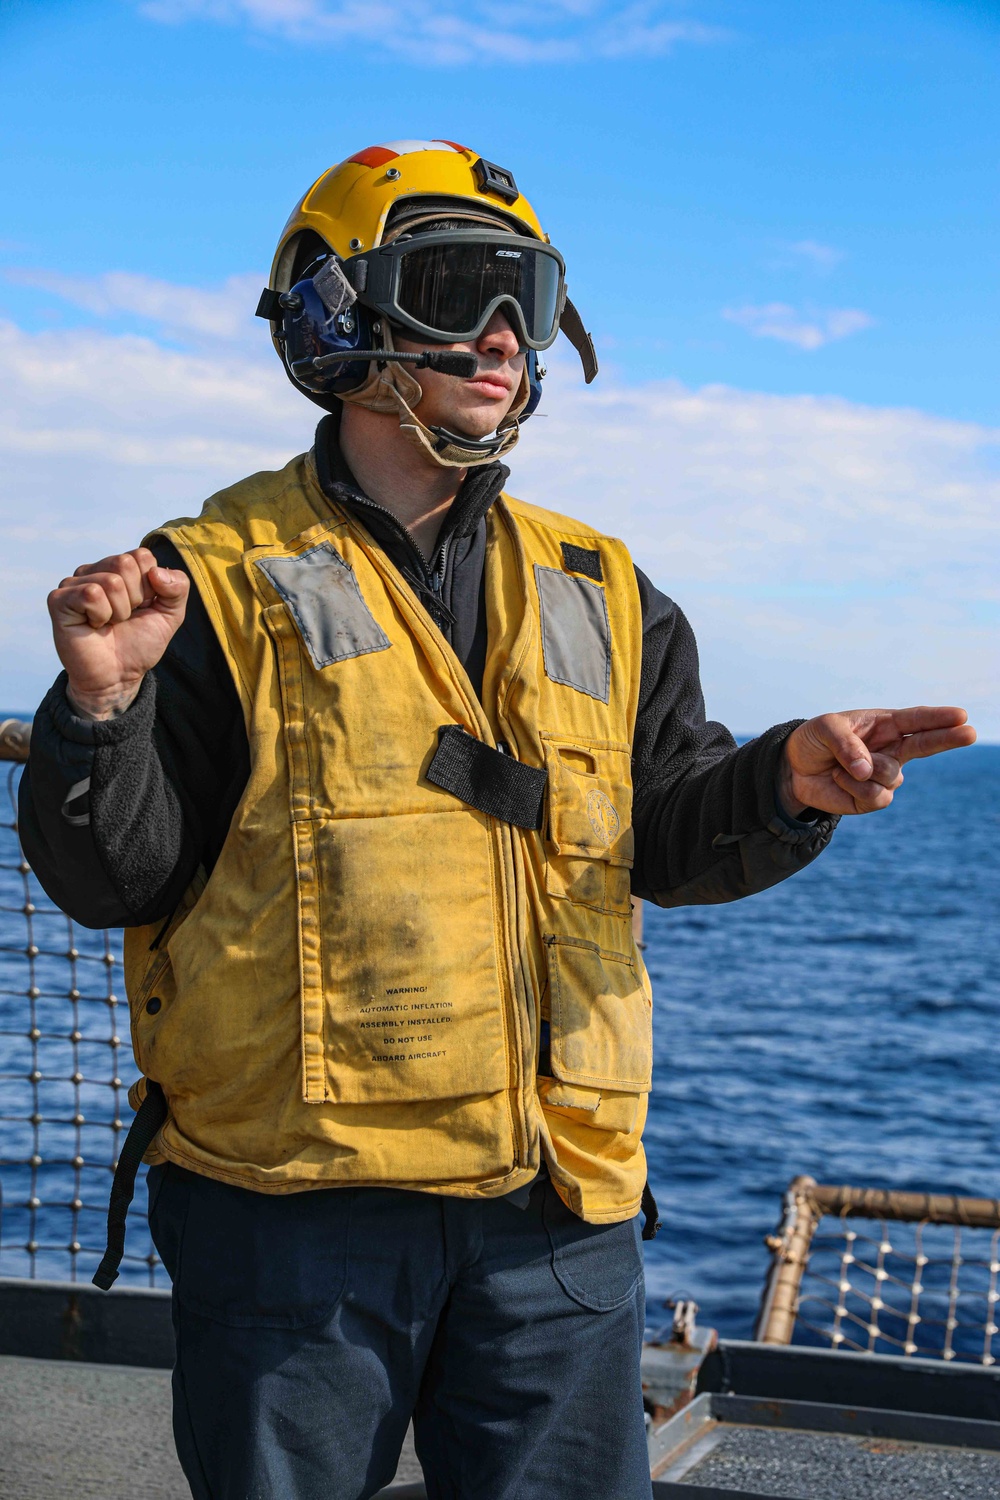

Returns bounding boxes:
[255,139,598,468]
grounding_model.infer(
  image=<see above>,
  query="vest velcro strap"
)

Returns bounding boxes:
[427,726,547,831]
[640,1179,662,1241]
[92,1080,168,1291]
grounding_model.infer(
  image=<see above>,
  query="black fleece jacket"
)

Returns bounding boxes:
[19,414,836,928]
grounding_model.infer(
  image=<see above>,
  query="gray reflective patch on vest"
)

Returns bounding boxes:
[257,544,390,668]
[534,565,611,703]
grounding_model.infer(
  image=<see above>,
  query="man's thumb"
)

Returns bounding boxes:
[148,566,190,612]
[823,718,872,781]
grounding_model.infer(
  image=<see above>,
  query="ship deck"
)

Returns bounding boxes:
[0,1354,424,1499]
[5,1280,1000,1500]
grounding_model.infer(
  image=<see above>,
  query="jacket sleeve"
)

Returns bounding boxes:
[18,540,249,929]
[630,568,838,907]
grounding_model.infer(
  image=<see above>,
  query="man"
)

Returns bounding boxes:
[20,141,974,1500]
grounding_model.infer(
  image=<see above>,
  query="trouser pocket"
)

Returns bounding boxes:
[542,1182,644,1311]
[152,1165,354,1328]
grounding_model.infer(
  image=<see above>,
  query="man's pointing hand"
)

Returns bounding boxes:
[779,706,977,818]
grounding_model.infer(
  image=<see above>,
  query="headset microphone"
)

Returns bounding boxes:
[259,281,491,399]
[310,349,478,378]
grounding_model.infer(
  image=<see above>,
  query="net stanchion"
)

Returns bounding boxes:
[0,733,162,1287]
[757,1177,1000,1366]
[755,1175,821,1347]
[983,1229,1000,1367]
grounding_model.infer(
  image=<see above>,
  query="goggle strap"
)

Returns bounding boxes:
[560,298,599,385]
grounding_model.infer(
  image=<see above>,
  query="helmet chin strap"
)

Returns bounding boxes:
[338,321,530,469]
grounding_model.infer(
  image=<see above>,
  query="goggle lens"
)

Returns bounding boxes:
[395,241,562,345]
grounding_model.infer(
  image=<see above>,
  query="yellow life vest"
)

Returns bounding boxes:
[124,450,653,1223]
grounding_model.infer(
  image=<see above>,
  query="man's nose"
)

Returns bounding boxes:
[476,310,521,361]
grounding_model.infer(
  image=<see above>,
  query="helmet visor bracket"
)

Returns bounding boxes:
[346,232,566,351]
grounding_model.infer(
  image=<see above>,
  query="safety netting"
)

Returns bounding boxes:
[0,741,162,1285]
[757,1175,1000,1365]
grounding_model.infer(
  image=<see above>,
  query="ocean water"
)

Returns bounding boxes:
[0,746,997,1341]
[641,744,1000,1344]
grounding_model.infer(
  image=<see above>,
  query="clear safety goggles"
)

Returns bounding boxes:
[344,232,566,351]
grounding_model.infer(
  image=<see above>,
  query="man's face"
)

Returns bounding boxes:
[393,309,526,439]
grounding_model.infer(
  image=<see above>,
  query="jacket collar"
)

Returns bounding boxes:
[313,409,509,560]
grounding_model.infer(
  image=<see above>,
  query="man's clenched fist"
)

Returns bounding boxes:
[779,706,977,818]
[47,547,189,722]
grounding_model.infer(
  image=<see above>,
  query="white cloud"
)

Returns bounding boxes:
[524,361,998,732]
[0,282,996,738]
[0,312,313,714]
[781,239,845,272]
[723,302,875,351]
[5,268,263,347]
[135,0,727,64]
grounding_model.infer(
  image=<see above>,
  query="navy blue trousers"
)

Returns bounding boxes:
[148,1164,651,1500]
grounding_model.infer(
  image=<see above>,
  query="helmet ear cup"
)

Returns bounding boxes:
[279,274,377,406]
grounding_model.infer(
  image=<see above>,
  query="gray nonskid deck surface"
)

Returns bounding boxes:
[0,1356,422,1498]
[682,1425,1000,1499]
[0,1356,187,1499]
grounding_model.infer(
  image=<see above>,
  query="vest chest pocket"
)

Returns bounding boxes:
[542,737,634,916]
[535,565,610,703]
[544,935,652,1095]
[255,543,390,668]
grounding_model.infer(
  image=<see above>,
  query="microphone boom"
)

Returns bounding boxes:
[311,349,478,378]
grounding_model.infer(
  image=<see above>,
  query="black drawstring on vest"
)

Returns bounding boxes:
[92,1080,167,1291]
[640,1180,661,1242]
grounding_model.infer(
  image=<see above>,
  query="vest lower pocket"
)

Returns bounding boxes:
[542,737,633,915]
[298,810,511,1106]
[545,935,652,1094]
[545,856,633,916]
[538,1077,641,1135]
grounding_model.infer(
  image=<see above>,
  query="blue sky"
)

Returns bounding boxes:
[1,0,997,733]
